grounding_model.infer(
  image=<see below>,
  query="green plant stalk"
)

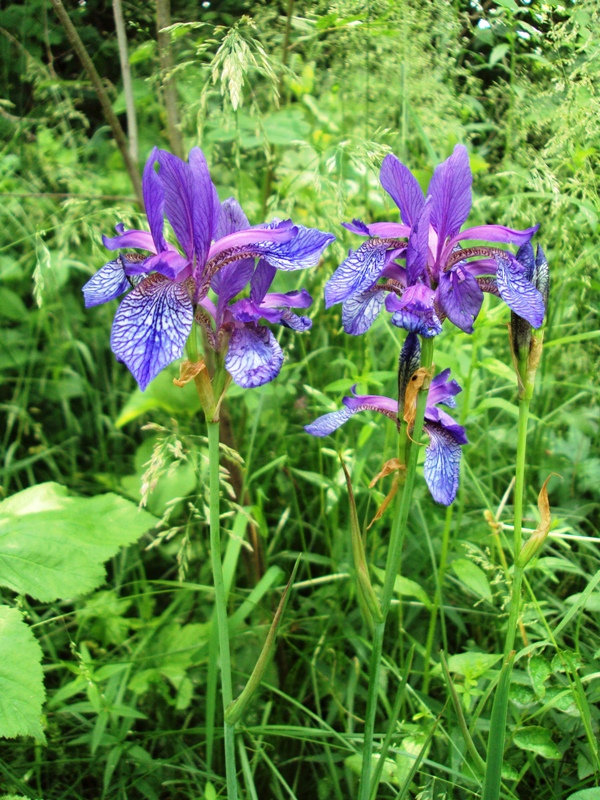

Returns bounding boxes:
[422,504,453,693]
[359,337,434,800]
[207,419,237,800]
[482,390,530,800]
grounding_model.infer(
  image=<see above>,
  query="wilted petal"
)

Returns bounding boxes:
[142,147,168,253]
[102,227,156,253]
[216,197,250,239]
[110,274,193,391]
[496,252,545,328]
[259,225,335,271]
[342,287,386,335]
[380,153,425,226]
[83,258,130,307]
[225,325,284,388]
[386,284,442,337]
[305,405,355,436]
[325,239,392,307]
[428,144,472,247]
[437,266,484,334]
[423,421,463,505]
[406,200,431,284]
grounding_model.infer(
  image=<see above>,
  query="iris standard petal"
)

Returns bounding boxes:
[398,332,421,408]
[142,147,168,253]
[189,147,219,268]
[428,144,472,247]
[212,258,255,315]
[380,153,425,226]
[82,258,130,307]
[406,200,431,285]
[110,274,193,391]
[342,287,386,335]
[495,252,545,328]
[427,368,461,408]
[225,325,284,388]
[386,284,442,338]
[423,421,463,505]
[325,239,394,308]
[437,267,484,334]
[216,197,251,239]
[155,149,196,259]
[250,259,277,304]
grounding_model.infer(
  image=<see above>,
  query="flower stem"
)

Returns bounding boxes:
[207,419,238,800]
[358,336,435,800]
[482,393,530,800]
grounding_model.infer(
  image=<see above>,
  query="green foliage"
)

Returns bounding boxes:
[0,0,599,797]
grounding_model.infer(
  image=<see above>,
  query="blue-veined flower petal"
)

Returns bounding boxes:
[155,150,196,259]
[533,245,549,306]
[341,287,386,335]
[437,266,484,334]
[258,225,335,271]
[142,250,191,281]
[428,144,472,247]
[225,325,284,388]
[250,260,277,304]
[305,405,355,436]
[380,153,425,226]
[83,258,130,307]
[325,239,395,308]
[427,369,462,408]
[142,147,168,253]
[189,147,219,266]
[386,284,442,337]
[110,274,193,391]
[496,252,545,328]
[261,288,312,310]
[398,332,421,405]
[423,421,464,505]
[448,223,539,254]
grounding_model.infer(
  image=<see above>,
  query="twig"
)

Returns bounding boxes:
[112,0,138,164]
[48,0,143,208]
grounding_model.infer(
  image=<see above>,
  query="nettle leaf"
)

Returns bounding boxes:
[0,483,157,602]
[513,726,561,759]
[451,558,492,601]
[0,607,45,742]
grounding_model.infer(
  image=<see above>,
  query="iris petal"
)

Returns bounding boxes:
[225,325,284,388]
[380,153,425,226]
[259,225,335,271]
[386,284,442,337]
[437,267,484,334]
[423,421,463,505]
[304,406,355,436]
[342,287,386,335]
[142,148,168,253]
[216,197,251,239]
[325,239,391,308]
[83,258,130,308]
[496,252,545,328]
[428,144,472,246]
[110,274,193,391]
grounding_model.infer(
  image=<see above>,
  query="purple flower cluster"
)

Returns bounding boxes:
[83,147,334,390]
[325,144,545,338]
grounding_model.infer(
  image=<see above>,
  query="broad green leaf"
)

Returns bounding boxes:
[489,43,510,66]
[445,651,502,679]
[0,607,45,742]
[0,483,157,602]
[513,725,561,759]
[451,558,492,601]
[263,108,310,145]
[394,575,432,609]
[0,287,27,322]
[528,655,552,698]
[116,363,201,427]
[566,791,600,800]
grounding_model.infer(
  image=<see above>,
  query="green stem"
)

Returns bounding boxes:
[358,337,435,800]
[482,394,530,800]
[207,420,238,800]
[422,504,453,693]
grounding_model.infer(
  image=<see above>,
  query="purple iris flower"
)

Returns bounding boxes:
[196,199,318,388]
[83,148,334,390]
[325,145,544,337]
[305,334,468,505]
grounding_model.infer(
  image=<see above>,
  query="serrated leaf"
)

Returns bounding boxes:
[0,607,45,742]
[451,558,492,601]
[0,483,157,602]
[513,725,561,759]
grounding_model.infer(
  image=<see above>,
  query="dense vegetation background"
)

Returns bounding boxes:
[0,0,599,798]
